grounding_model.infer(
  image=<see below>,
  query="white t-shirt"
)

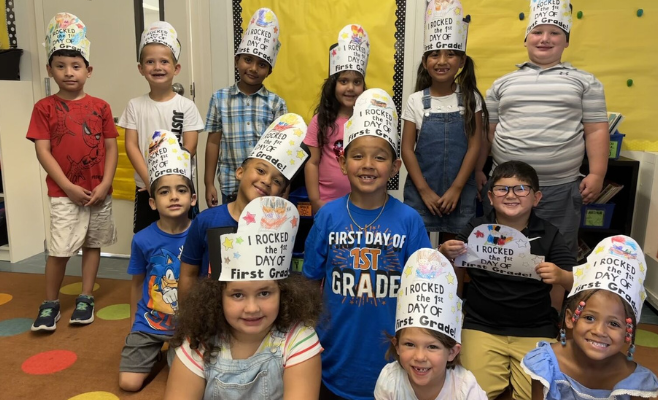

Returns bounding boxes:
[401,86,483,131]
[117,93,204,188]
[374,362,487,400]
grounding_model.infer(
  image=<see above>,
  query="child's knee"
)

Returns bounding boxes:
[118,372,146,392]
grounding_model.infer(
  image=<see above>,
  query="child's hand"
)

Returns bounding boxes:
[437,186,462,215]
[535,262,565,285]
[87,182,110,206]
[439,240,467,260]
[65,184,92,206]
[206,185,219,208]
[475,171,487,196]
[419,187,443,216]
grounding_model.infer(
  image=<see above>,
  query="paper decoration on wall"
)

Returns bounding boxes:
[139,21,181,61]
[45,12,91,62]
[344,88,399,152]
[329,24,370,77]
[147,130,192,187]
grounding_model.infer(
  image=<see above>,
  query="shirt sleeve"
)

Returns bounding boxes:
[457,368,489,400]
[175,338,206,379]
[302,114,320,147]
[183,99,206,132]
[485,80,501,123]
[282,323,322,368]
[180,217,205,266]
[475,91,483,113]
[26,102,51,141]
[275,96,288,117]
[127,235,148,275]
[302,212,329,281]
[373,363,398,400]
[101,102,119,139]
[581,75,608,123]
[401,92,419,124]
[204,93,222,133]
[116,99,136,130]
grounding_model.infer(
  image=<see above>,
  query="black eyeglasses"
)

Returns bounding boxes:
[490,185,533,197]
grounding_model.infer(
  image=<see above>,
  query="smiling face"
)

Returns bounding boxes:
[47,54,92,99]
[138,43,180,88]
[525,24,569,68]
[335,71,364,116]
[235,159,287,204]
[422,50,465,85]
[235,54,271,93]
[488,176,541,226]
[222,280,280,341]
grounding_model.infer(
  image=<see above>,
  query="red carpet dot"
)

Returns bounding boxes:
[22,350,77,375]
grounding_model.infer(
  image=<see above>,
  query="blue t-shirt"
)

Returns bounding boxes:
[128,221,189,335]
[180,204,238,277]
[303,194,431,400]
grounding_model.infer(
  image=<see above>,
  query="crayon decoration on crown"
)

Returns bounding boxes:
[139,21,181,61]
[525,0,573,39]
[147,130,192,187]
[424,0,470,54]
[343,89,399,154]
[45,12,91,62]
[236,8,281,68]
[329,24,370,77]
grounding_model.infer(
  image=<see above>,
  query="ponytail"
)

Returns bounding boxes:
[415,55,432,92]
[456,55,489,138]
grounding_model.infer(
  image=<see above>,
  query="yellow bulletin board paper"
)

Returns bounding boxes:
[112,126,136,201]
[0,1,11,49]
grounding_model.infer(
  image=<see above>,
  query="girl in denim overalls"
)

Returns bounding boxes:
[402,0,489,240]
[164,198,323,400]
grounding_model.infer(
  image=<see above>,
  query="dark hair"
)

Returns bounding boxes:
[149,175,194,199]
[489,161,540,191]
[239,158,291,190]
[139,43,178,65]
[384,327,461,369]
[48,49,89,67]
[170,274,322,363]
[415,51,489,139]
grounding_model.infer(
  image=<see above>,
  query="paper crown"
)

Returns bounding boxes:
[248,113,309,181]
[329,24,370,77]
[569,235,647,321]
[343,88,399,152]
[218,197,299,282]
[45,12,91,62]
[236,8,281,68]
[396,248,463,343]
[147,130,192,187]
[424,0,469,53]
[139,21,181,61]
[525,0,572,38]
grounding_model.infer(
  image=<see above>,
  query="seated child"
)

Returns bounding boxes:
[375,248,487,400]
[523,235,658,399]
[165,197,323,400]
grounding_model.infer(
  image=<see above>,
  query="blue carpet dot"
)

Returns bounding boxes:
[0,318,33,337]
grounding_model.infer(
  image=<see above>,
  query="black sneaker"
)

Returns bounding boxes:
[69,295,95,325]
[31,301,61,332]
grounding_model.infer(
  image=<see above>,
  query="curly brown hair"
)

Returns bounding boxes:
[170,274,322,363]
[384,327,461,369]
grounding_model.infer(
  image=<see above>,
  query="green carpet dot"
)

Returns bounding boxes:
[60,282,100,295]
[635,329,658,348]
[96,304,130,321]
[68,392,119,400]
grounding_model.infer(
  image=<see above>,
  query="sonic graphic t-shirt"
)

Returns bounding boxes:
[128,221,189,335]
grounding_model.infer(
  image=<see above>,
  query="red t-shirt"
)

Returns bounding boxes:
[26,95,119,197]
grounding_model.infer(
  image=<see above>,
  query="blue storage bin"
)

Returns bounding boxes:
[580,203,615,229]
[609,133,625,160]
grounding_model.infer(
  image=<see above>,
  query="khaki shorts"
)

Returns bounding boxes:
[49,196,117,257]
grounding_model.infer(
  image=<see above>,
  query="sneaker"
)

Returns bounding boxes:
[69,295,95,325]
[31,301,61,332]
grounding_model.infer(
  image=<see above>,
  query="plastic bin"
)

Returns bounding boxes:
[291,252,304,273]
[0,49,23,80]
[580,203,615,229]
[609,133,625,160]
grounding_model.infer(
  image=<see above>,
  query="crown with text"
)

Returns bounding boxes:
[236,8,281,67]
[147,130,192,187]
[139,21,181,61]
[343,88,399,151]
[526,0,572,38]
[45,12,91,62]
[329,24,370,77]
[424,0,469,53]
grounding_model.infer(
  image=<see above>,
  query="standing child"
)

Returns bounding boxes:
[375,248,487,400]
[304,89,432,400]
[118,130,196,391]
[304,24,369,213]
[28,13,118,332]
[523,236,658,399]
[165,197,323,400]
[204,8,287,207]
[402,0,488,238]
[118,21,204,233]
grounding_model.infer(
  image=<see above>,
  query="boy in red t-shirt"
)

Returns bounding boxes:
[26,13,119,332]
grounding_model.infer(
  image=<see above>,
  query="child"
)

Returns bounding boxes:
[303,89,432,400]
[304,24,369,213]
[179,113,308,301]
[375,248,487,400]
[481,0,609,256]
[165,197,323,400]
[204,8,287,207]
[440,160,575,400]
[118,21,204,233]
[523,236,658,399]
[118,130,196,391]
[28,13,118,332]
[402,0,488,238]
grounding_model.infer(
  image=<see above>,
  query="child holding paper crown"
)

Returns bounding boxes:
[440,161,576,400]
[304,88,431,400]
[204,8,287,207]
[165,197,323,400]
[28,13,118,332]
[481,0,609,257]
[118,130,196,391]
[523,236,658,399]
[179,113,308,301]
[118,21,204,233]
[402,0,488,238]
[304,24,369,213]
[375,248,487,400]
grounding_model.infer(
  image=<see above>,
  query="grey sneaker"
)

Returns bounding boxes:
[31,301,61,332]
[69,295,95,325]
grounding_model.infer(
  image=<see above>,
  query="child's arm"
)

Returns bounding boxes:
[549,284,566,312]
[535,262,573,291]
[282,354,321,400]
[182,130,198,157]
[125,128,150,191]
[531,379,544,400]
[439,240,468,297]
[305,146,324,213]
[34,140,91,204]
[163,356,205,400]
[130,273,145,328]
[475,124,493,197]
[580,121,609,204]
[88,137,118,206]
[179,262,199,305]
[204,131,221,208]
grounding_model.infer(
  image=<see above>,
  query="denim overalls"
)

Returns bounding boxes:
[403,87,476,233]
[203,330,285,399]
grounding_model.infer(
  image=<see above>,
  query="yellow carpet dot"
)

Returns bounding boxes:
[67,392,119,400]
[96,304,130,321]
[0,293,12,306]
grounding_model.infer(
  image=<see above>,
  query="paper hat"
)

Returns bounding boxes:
[147,130,192,187]
[248,113,309,181]
[218,196,299,281]
[236,8,281,68]
[343,88,399,152]
[45,12,91,62]
[525,0,572,38]
[329,24,370,77]
[139,21,181,61]
[424,0,469,53]
[396,248,463,343]
[569,235,647,321]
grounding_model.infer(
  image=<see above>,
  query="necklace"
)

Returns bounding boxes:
[346,194,388,231]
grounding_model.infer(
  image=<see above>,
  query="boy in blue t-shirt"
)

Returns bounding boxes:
[303,89,431,400]
[118,130,196,392]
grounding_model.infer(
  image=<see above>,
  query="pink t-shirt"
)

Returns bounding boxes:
[303,114,351,202]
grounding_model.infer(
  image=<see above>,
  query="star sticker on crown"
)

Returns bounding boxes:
[243,211,256,225]
[287,150,293,156]
[451,306,456,313]
[457,302,462,311]
[222,237,234,249]
[640,263,645,273]
[341,32,349,39]
[297,150,306,160]
[574,268,583,277]
[236,237,244,244]
[183,153,189,160]
[454,7,461,15]
[447,273,455,284]
[449,292,454,300]
[224,257,230,264]
[404,266,413,277]
[516,239,528,248]
[289,140,296,146]
[234,252,241,259]
[290,159,295,165]
[346,120,353,128]
[273,27,278,33]
[290,216,298,228]
[168,138,177,145]
[172,148,178,153]
[595,246,604,254]
[293,128,303,137]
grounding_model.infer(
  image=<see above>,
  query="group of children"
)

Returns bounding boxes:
[24,0,658,399]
